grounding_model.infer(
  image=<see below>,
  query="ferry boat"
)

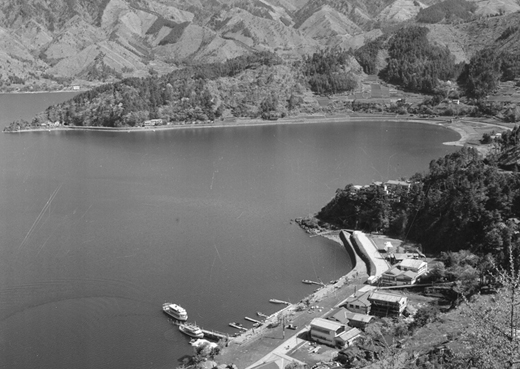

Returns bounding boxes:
[179,323,204,338]
[162,303,188,321]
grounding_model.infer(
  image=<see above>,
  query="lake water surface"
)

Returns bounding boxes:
[0,93,459,368]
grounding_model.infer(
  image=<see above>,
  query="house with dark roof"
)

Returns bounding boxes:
[380,267,420,286]
[327,307,374,330]
[380,259,427,286]
[342,290,372,314]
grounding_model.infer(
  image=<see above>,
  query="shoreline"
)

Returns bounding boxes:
[4,114,508,148]
[216,230,388,368]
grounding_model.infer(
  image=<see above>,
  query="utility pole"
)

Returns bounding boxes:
[282,315,285,339]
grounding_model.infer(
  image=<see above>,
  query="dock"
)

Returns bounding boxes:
[171,320,227,341]
[302,279,325,286]
[201,328,228,341]
[245,316,263,325]
[229,322,248,331]
[269,299,290,305]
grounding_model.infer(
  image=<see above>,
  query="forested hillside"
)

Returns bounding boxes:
[416,0,477,24]
[314,146,520,268]
[4,49,363,130]
[458,47,520,98]
[355,26,460,94]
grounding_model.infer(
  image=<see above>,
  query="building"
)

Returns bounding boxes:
[327,307,374,330]
[385,180,411,192]
[144,118,163,126]
[247,352,306,369]
[342,290,372,314]
[368,291,407,317]
[310,318,346,346]
[380,259,427,286]
[336,327,362,348]
[380,267,420,286]
[377,241,393,253]
[398,259,427,275]
[389,253,420,263]
[310,318,361,348]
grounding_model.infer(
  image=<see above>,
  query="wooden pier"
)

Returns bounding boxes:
[269,298,290,305]
[245,316,263,325]
[170,320,227,341]
[229,322,248,331]
[201,328,228,341]
[302,279,325,286]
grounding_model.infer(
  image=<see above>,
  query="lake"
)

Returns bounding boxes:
[0,92,459,369]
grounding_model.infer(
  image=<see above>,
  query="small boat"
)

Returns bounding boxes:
[269,299,290,305]
[179,323,204,338]
[162,303,188,321]
[257,311,269,318]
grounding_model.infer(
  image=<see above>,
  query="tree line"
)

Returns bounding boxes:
[416,0,477,24]
[355,25,520,99]
[316,146,520,270]
[299,47,358,95]
[4,51,290,130]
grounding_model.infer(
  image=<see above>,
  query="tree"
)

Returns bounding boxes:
[455,248,520,368]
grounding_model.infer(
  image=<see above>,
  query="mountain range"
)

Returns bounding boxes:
[1,0,520,90]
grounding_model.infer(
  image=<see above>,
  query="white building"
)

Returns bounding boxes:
[398,259,428,276]
[310,318,361,348]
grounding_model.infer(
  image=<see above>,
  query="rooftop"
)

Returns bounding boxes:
[399,259,427,269]
[369,291,407,304]
[311,317,344,331]
[343,290,372,307]
[337,327,362,343]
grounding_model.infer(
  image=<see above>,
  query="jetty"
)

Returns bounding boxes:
[256,311,269,318]
[269,298,290,305]
[244,316,263,325]
[171,320,227,341]
[229,322,248,331]
[302,279,325,286]
[201,328,228,341]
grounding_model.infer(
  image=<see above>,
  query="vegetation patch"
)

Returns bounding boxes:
[416,0,477,24]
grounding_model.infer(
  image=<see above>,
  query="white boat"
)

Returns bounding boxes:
[179,323,204,338]
[162,303,188,321]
